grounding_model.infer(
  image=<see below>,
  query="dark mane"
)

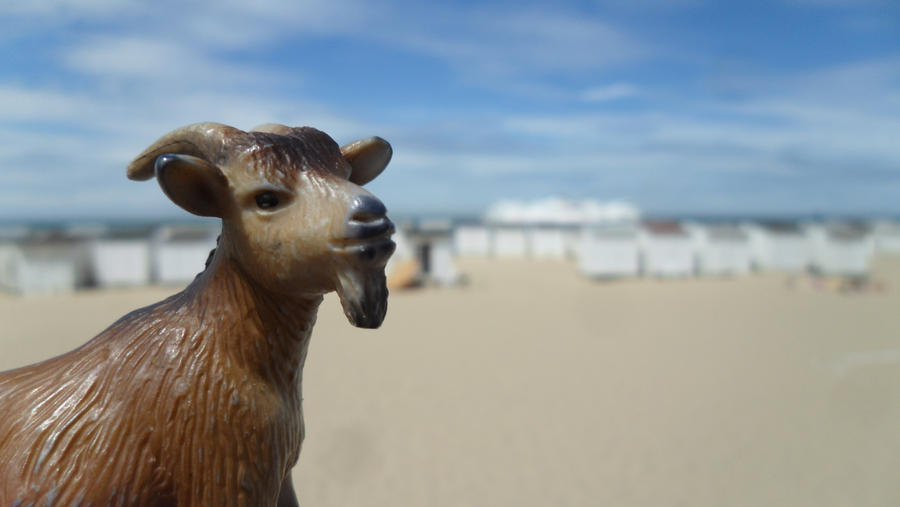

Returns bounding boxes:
[239,129,349,186]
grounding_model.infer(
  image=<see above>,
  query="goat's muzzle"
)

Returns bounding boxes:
[330,195,396,328]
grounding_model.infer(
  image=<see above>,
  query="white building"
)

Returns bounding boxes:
[0,234,83,295]
[689,224,752,276]
[640,222,695,277]
[152,225,219,285]
[492,226,530,258]
[528,226,570,259]
[453,224,492,257]
[0,243,24,293]
[486,197,640,225]
[391,222,460,287]
[421,235,460,286]
[808,223,873,276]
[576,225,640,278]
[414,221,460,286]
[872,220,900,254]
[484,197,641,260]
[745,222,812,272]
[88,229,152,287]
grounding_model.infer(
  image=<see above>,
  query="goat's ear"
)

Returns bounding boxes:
[341,137,392,186]
[155,154,229,218]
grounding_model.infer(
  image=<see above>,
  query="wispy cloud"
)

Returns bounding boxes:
[61,37,236,82]
[380,6,647,79]
[0,86,97,121]
[0,0,141,18]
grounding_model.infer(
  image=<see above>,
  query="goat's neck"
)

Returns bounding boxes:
[175,253,323,391]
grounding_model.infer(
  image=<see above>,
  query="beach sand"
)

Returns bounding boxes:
[2,257,900,506]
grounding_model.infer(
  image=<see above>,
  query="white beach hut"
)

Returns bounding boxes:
[0,233,83,295]
[0,243,24,293]
[745,222,811,272]
[576,225,640,278]
[0,227,28,293]
[640,222,695,277]
[484,197,641,260]
[561,227,583,258]
[152,224,219,285]
[872,220,900,254]
[453,224,492,257]
[421,235,460,285]
[88,229,152,287]
[528,226,570,259]
[808,223,873,276]
[412,222,461,286]
[492,226,529,258]
[689,224,752,276]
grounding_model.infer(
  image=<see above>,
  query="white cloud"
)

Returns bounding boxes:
[62,37,193,79]
[373,6,647,80]
[0,0,140,18]
[497,10,645,72]
[59,35,288,90]
[0,86,96,121]
[153,0,374,49]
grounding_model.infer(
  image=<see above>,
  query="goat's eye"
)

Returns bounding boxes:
[255,191,279,209]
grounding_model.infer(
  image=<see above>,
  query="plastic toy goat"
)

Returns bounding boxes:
[0,123,396,506]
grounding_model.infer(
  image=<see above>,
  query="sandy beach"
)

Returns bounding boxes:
[2,257,899,506]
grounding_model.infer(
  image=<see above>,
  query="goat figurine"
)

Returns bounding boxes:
[0,123,396,506]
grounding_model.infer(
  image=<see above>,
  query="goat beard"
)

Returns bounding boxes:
[335,267,389,329]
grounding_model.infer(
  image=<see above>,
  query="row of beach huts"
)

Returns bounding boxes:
[382,217,900,288]
[449,220,897,279]
[1,218,899,295]
[0,224,219,295]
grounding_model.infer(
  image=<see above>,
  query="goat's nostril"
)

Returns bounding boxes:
[349,196,387,223]
[344,195,393,242]
[351,210,381,223]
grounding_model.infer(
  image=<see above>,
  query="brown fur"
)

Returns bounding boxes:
[243,129,351,186]
[0,256,314,505]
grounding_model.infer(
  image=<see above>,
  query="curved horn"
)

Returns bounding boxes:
[250,123,295,136]
[126,123,244,181]
[341,137,392,186]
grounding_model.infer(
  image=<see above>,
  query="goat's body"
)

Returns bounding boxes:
[0,122,394,505]
[0,258,319,505]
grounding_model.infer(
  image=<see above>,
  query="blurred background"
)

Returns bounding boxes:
[1,1,899,505]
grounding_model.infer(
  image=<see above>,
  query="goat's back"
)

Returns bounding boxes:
[0,296,300,505]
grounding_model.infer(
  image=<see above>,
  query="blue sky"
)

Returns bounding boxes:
[0,0,898,220]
